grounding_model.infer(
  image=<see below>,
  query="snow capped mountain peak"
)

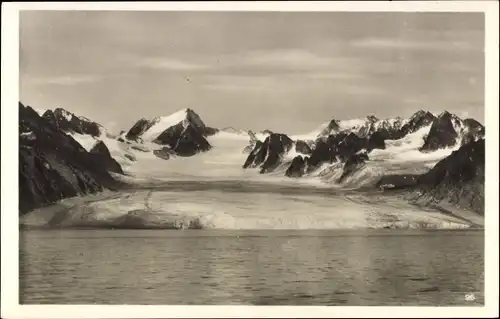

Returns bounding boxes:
[410,110,434,120]
[129,108,190,141]
[315,115,412,140]
[53,108,74,121]
[126,108,212,142]
[437,110,457,120]
[41,107,105,138]
[366,115,379,123]
[317,119,341,137]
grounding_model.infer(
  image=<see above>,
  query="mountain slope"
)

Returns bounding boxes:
[241,109,485,211]
[414,138,485,214]
[19,102,126,214]
[42,108,104,137]
[125,108,218,142]
[125,108,217,157]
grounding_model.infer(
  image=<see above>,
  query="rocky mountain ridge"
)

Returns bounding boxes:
[19,103,125,214]
[19,103,485,216]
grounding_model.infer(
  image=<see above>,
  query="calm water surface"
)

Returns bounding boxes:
[20,229,484,305]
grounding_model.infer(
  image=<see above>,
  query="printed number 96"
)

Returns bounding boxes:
[465,293,476,301]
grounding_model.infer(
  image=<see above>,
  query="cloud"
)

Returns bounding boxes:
[350,37,477,52]
[202,75,280,92]
[134,57,209,71]
[332,83,386,96]
[232,49,359,72]
[240,49,330,67]
[28,75,101,86]
[203,83,268,92]
[201,48,369,82]
[305,72,365,80]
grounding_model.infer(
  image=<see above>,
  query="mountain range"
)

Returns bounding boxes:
[18,102,486,216]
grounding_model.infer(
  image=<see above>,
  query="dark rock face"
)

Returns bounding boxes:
[295,140,312,155]
[461,118,485,146]
[319,112,431,142]
[131,145,149,152]
[243,140,264,169]
[242,144,255,154]
[376,138,485,214]
[126,109,214,157]
[125,118,155,141]
[154,122,211,157]
[285,156,306,178]
[318,119,340,138]
[248,131,258,142]
[242,133,293,173]
[173,125,212,157]
[399,110,436,137]
[176,108,217,137]
[124,153,136,162]
[89,141,123,174]
[19,146,101,215]
[416,138,485,214]
[204,126,220,136]
[460,133,475,146]
[418,138,484,188]
[339,152,369,182]
[420,111,458,152]
[366,131,386,151]
[42,108,101,137]
[340,133,367,160]
[153,147,173,160]
[307,132,368,170]
[154,122,185,146]
[307,137,338,168]
[357,118,401,140]
[243,131,259,153]
[19,103,124,215]
[463,118,485,135]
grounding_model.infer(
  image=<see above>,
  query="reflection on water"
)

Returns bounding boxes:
[20,229,484,305]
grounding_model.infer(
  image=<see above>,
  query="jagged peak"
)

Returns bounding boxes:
[410,109,435,120]
[131,108,208,142]
[438,110,452,118]
[52,108,75,121]
[53,107,70,113]
[463,118,484,128]
[436,111,464,125]
[19,103,40,118]
[45,108,99,126]
[185,108,196,115]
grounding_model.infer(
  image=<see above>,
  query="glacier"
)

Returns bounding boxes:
[20,111,485,230]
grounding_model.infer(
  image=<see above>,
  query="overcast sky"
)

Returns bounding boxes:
[20,11,484,133]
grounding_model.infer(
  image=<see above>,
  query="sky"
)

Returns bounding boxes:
[19,11,485,133]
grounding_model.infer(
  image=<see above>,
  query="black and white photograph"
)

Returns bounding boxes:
[1,1,499,318]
